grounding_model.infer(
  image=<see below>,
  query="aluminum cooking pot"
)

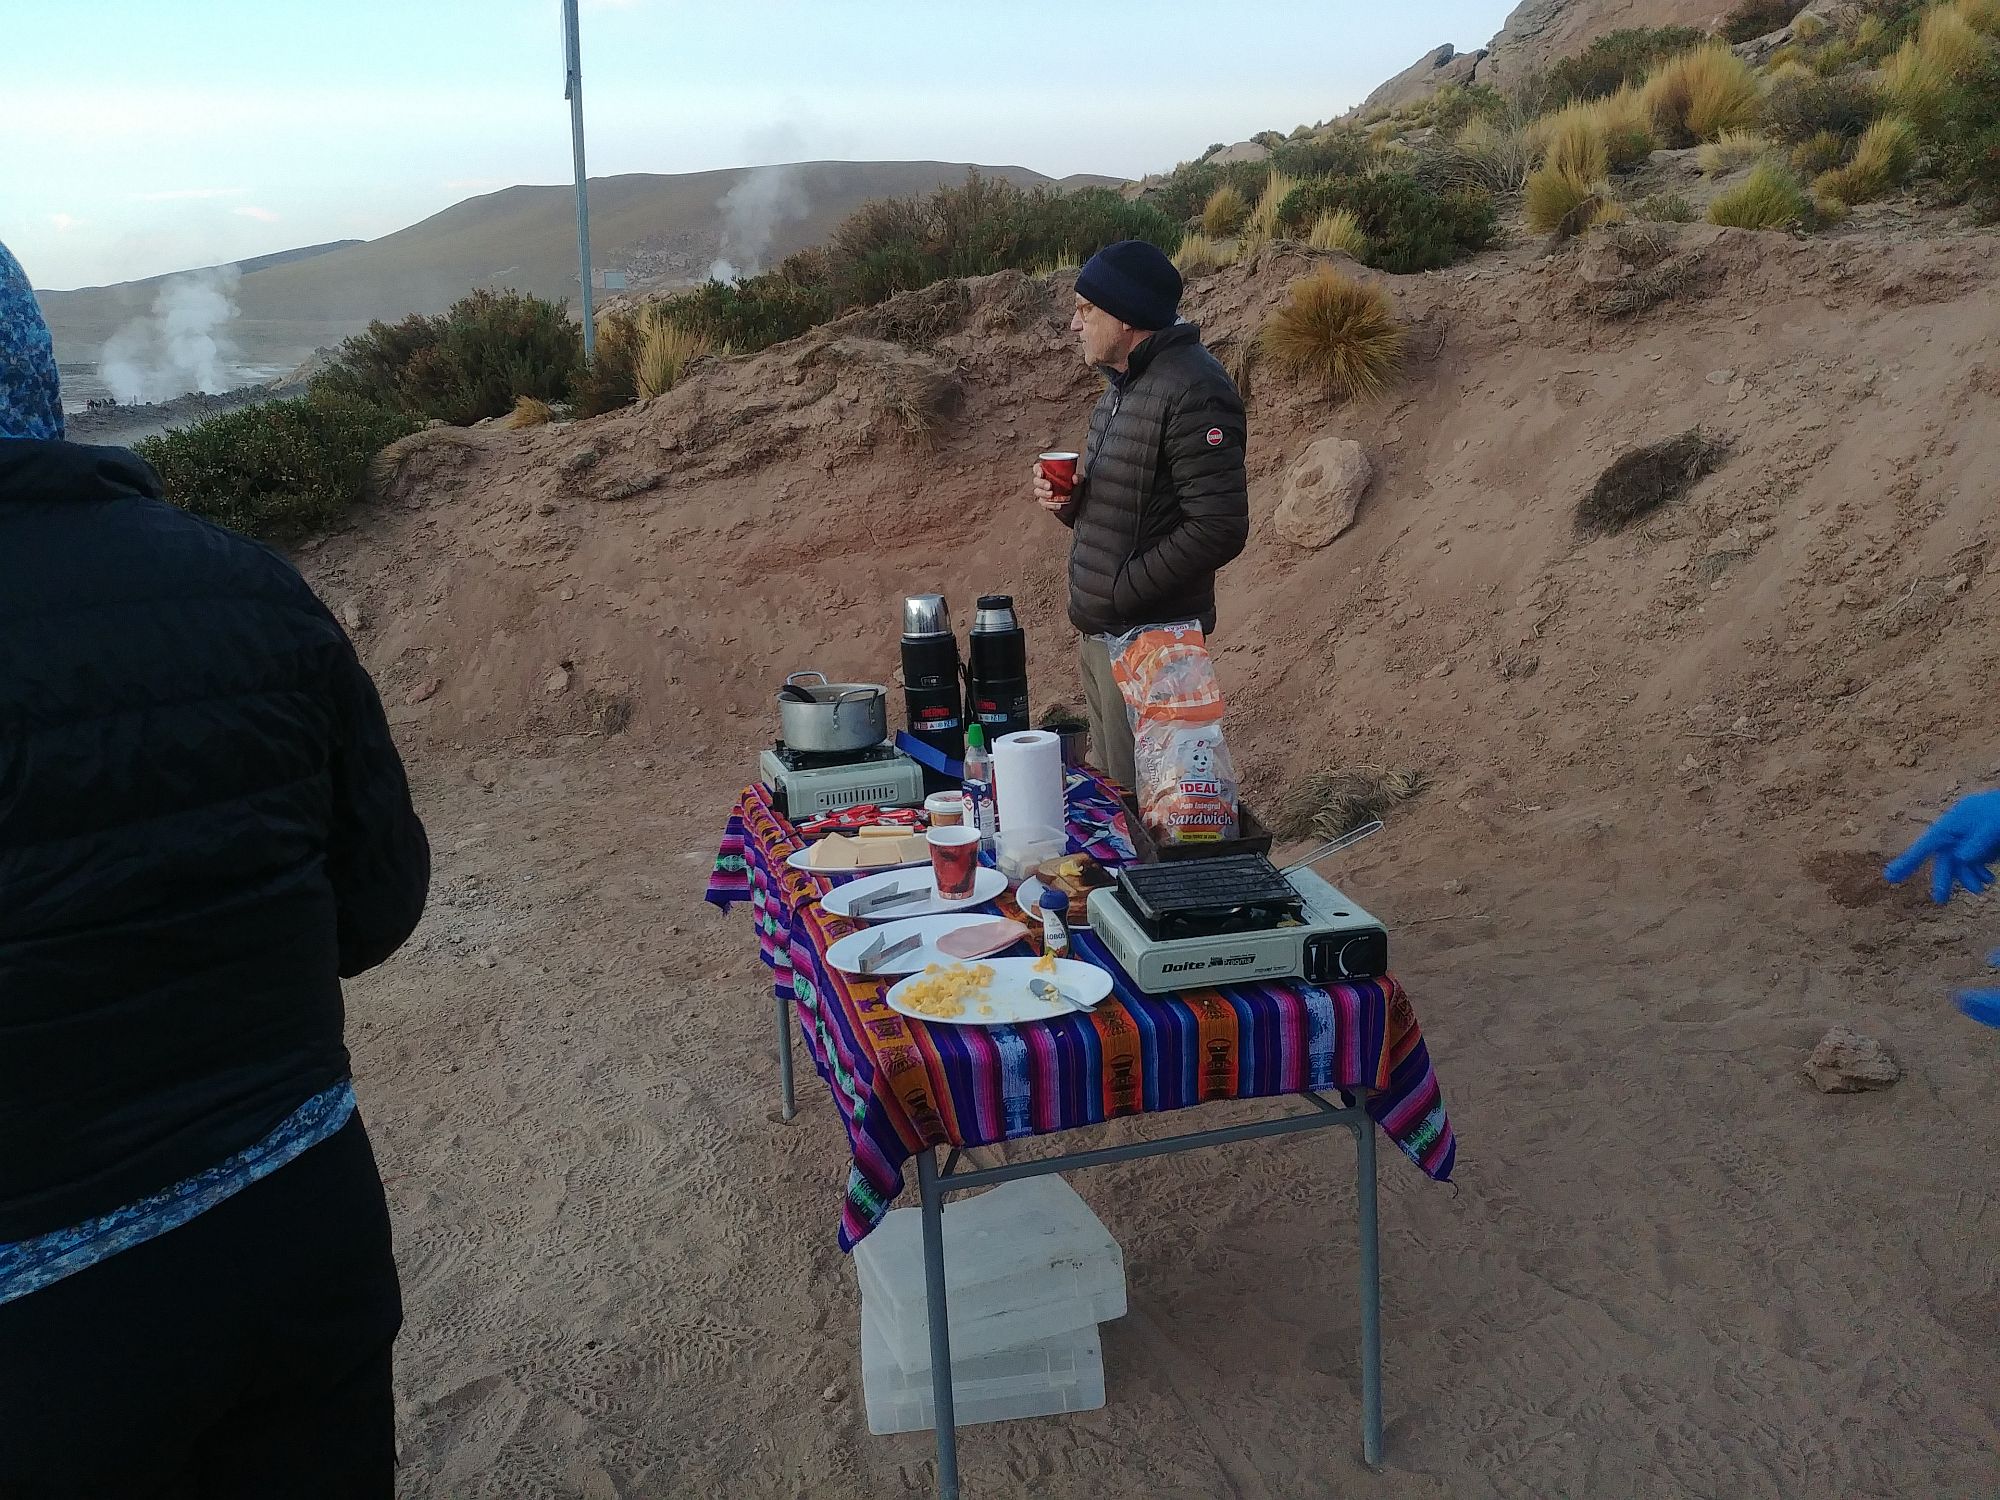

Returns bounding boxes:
[777,670,890,753]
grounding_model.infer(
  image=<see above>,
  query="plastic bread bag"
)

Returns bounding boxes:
[1106,621,1239,844]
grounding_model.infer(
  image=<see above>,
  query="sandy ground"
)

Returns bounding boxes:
[351,748,2000,1500]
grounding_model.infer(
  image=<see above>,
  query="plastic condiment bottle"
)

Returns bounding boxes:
[961,724,997,857]
[1038,887,1071,960]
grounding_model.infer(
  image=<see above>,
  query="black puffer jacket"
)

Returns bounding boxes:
[1060,322,1249,636]
[0,440,430,1242]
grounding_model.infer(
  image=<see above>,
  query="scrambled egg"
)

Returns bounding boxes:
[900,962,994,1019]
[1033,951,1058,975]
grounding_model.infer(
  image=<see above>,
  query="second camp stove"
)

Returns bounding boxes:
[1089,854,1389,994]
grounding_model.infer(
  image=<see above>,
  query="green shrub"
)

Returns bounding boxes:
[828,173,1181,308]
[1722,0,1807,43]
[1762,72,1883,143]
[1927,51,2000,216]
[314,289,581,427]
[1707,161,1811,227]
[1267,130,1374,181]
[1515,27,1708,113]
[1276,174,1496,273]
[1414,115,1538,194]
[1638,192,1699,221]
[1421,83,1511,136]
[136,395,416,543]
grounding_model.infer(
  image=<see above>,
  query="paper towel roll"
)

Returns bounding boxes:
[993,730,1066,841]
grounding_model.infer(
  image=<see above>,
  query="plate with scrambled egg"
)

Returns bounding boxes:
[884,958,1114,1026]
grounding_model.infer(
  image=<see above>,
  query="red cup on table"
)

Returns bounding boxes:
[927,825,981,900]
[1037,451,1079,501]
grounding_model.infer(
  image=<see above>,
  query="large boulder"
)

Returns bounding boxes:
[1480,0,1728,89]
[1208,140,1271,167]
[1352,44,1487,119]
[1274,437,1374,550]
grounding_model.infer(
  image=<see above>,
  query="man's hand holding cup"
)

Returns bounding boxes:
[1035,451,1079,513]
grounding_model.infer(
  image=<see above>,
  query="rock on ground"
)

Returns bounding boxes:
[1274,437,1373,550]
[1805,1026,1901,1093]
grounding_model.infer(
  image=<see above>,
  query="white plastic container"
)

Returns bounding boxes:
[861,1299,1105,1435]
[851,1176,1126,1373]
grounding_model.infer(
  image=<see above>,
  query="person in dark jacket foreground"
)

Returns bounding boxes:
[1031,238,1250,789]
[0,241,430,1497]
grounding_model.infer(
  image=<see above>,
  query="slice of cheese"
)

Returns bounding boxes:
[807,835,862,870]
[857,825,909,839]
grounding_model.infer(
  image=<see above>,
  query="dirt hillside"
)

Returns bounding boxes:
[305,218,2000,1498]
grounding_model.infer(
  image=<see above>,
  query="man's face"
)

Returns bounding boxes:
[1071,295,1137,370]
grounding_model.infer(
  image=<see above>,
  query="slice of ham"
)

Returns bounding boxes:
[936,919,1029,961]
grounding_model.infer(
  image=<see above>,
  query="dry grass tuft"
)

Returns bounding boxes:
[1815,115,1919,203]
[1526,164,1607,236]
[1173,233,1238,277]
[1645,43,1762,144]
[1241,170,1300,252]
[1259,266,1405,402]
[499,395,553,429]
[634,315,714,399]
[1576,430,1727,534]
[1958,0,2000,33]
[1590,252,1704,318]
[1202,184,1251,237]
[1445,116,1538,193]
[1791,128,1853,174]
[1279,766,1429,841]
[1539,103,1612,180]
[1307,208,1370,258]
[1698,129,1770,173]
[1707,161,1811,228]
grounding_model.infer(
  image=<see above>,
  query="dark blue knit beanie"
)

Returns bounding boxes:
[1075,240,1182,331]
[0,241,64,441]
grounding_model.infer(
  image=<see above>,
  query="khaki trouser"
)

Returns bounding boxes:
[1077,635,1137,792]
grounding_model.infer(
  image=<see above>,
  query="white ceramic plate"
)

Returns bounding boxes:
[884,957,1115,1027]
[820,865,1009,921]
[786,840,929,875]
[1016,876,1095,930]
[825,915,1029,978]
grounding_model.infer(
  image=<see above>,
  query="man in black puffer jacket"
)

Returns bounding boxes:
[0,240,428,1497]
[1032,239,1249,789]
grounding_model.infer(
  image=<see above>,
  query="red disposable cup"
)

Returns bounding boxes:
[1038,451,1079,498]
[928,826,981,899]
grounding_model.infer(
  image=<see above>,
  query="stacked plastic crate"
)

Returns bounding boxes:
[853,1177,1126,1434]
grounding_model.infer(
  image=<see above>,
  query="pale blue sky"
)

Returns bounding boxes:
[9,0,1515,290]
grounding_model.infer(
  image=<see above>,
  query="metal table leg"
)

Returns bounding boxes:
[917,1148,961,1499]
[1354,1107,1383,1467]
[775,990,797,1122]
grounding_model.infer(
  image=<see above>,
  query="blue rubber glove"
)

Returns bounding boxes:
[1885,790,2000,904]
[1959,950,2000,1029]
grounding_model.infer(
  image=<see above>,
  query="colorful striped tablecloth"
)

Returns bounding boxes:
[707,777,1455,1247]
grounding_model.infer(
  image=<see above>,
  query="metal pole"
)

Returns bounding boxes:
[562,0,596,362]
[916,1149,961,1499]
[775,991,796,1122]
[1355,1112,1383,1466]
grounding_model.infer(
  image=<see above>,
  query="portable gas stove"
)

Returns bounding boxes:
[758,740,926,821]
[1087,852,1388,994]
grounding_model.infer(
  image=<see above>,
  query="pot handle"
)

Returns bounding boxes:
[786,670,829,688]
[830,687,881,720]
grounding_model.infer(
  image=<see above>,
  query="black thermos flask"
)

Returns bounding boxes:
[900,594,964,791]
[966,594,1031,743]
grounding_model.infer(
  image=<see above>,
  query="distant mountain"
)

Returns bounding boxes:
[39,161,1119,378]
